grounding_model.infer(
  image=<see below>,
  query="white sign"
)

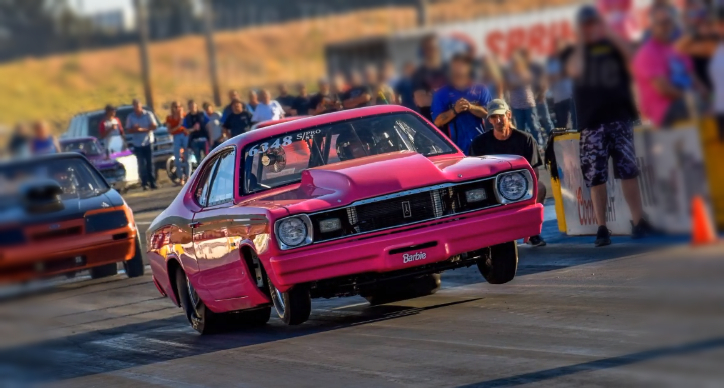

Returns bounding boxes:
[554,127,708,235]
[421,0,653,59]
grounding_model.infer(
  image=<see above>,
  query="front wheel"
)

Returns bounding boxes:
[477,241,518,285]
[123,234,145,278]
[268,280,311,325]
[363,273,441,305]
[90,262,118,279]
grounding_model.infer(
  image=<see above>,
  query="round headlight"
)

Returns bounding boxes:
[277,217,308,247]
[498,172,528,201]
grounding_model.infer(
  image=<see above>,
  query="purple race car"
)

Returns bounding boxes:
[59,137,140,192]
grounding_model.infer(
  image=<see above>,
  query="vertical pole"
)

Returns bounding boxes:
[417,0,429,27]
[134,0,154,111]
[203,0,222,106]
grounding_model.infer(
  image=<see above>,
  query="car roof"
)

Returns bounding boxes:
[225,106,418,149]
[59,136,97,143]
[70,105,152,119]
[255,116,311,129]
[0,152,90,169]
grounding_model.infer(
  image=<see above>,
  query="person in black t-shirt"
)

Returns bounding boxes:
[412,34,448,122]
[222,99,253,138]
[291,83,311,116]
[276,83,296,116]
[470,99,547,247]
[310,78,342,115]
[570,5,655,247]
[342,70,372,109]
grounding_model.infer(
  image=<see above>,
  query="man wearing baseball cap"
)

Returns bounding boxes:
[470,99,547,247]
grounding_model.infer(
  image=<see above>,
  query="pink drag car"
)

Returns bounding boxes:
[147,106,543,334]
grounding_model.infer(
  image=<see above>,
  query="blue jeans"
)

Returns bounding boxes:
[512,108,543,144]
[173,134,188,179]
[536,101,554,134]
[132,144,156,188]
[188,138,209,163]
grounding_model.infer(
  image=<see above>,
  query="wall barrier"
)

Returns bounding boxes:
[551,123,718,235]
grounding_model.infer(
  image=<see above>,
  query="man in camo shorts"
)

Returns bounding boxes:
[570,6,656,247]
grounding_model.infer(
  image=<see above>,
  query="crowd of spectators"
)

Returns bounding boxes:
[5,1,723,244]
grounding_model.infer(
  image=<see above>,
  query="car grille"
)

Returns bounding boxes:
[309,178,499,244]
[30,226,83,242]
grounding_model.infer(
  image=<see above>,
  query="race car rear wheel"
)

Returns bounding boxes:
[268,280,311,325]
[362,273,441,305]
[175,268,223,334]
[90,263,118,279]
[124,235,145,278]
[477,241,518,285]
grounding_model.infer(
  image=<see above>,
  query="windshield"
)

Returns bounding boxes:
[0,157,110,202]
[242,112,455,194]
[61,139,104,156]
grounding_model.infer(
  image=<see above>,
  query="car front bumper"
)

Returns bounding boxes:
[0,227,137,282]
[268,202,544,289]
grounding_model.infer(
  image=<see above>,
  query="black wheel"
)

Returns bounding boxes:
[90,263,118,279]
[124,235,145,278]
[176,268,224,334]
[477,241,518,285]
[231,306,272,327]
[268,279,311,325]
[363,273,441,305]
[166,157,180,184]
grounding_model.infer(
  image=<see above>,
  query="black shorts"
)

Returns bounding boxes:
[580,120,639,188]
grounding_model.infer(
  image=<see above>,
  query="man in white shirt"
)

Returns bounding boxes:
[251,89,285,124]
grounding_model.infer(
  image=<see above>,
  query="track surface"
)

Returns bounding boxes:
[1,188,723,387]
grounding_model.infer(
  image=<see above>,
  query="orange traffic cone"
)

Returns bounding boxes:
[691,196,717,246]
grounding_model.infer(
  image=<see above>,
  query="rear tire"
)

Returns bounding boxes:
[268,280,311,325]
[477,241,518,285]
[124,235,145,278]
[90,263,118,279]
[175,268,223,334]
[363,273,441,305]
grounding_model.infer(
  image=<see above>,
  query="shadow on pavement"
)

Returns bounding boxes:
[0,298,480,385]
[455,337,724,388]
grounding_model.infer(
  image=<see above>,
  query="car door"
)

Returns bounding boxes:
[191,149,243,300]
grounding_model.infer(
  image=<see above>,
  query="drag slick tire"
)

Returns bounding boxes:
[123,235,145,278]
[176,268,271,334]
[268,280,311,326]
[477,241,518,285]
[90,263,118,279]
[362,273,441,305]
[176,268,223,334]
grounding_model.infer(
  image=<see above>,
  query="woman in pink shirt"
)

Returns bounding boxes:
[632,4,703,127]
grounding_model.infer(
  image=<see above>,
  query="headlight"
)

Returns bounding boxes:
[496,171,533,203]
[318,218,341,233]
[275,216,313,249]
[465,188,487,203]
[85,210,128,233]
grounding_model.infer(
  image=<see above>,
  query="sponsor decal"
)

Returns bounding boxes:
[403,251,427,264]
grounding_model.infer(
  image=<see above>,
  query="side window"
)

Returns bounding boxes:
[207,150,236,206]
[195,158,219,207]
